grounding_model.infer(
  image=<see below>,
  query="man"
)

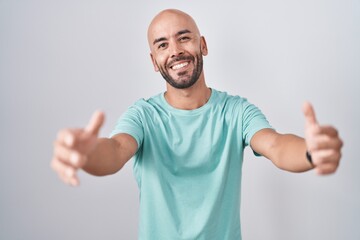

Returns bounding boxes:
[51,9,343,240]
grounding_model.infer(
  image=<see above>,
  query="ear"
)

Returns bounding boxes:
[200,36,208,56]
[150,53,159,72]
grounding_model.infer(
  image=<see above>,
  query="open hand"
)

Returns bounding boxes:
[51,111,105,186]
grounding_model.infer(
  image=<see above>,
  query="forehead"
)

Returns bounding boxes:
[148,12,199,42]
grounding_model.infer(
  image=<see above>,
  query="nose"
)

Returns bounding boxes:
[169,41,184,58]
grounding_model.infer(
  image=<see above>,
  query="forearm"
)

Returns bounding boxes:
[251,102,342,175]
[82,138,127,176]
[269,134,313,172]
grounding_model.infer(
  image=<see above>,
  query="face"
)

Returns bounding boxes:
[148,10,208,89]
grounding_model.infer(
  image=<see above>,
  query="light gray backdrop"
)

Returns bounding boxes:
[1,0,359,239]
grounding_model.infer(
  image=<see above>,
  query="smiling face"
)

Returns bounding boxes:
[147,10,208,89]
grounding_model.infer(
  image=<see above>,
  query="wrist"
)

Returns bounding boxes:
[306,150,315,168]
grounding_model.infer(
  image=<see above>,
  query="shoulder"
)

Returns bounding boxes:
[119,93,172,124]
[126,93,164,112]
[212,89,253,111]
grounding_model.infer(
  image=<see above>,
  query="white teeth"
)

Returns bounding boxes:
[172,62,189,70]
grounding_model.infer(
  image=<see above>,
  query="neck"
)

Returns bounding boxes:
[164,73,211,110]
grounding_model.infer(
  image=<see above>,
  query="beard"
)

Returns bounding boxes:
[157,52,203,89]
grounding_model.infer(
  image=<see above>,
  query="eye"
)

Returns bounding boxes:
[179,36,190,42]
[158,42,167,49]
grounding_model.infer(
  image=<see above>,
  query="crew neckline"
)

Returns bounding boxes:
[160,88,216,115]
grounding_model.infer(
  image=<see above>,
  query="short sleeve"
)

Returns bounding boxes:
[242,99,273,148]
[110,104,144,150]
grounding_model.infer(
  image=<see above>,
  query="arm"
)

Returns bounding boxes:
[251,129,312,172]
[83,134,137,176]
[250,102,343,175]
[51,111,138,186]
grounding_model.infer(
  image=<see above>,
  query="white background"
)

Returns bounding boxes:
[1,0,359,239]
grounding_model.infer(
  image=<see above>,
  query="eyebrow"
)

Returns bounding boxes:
[153,37,167,45]
[152,29,192,45]
[176,29,191,36]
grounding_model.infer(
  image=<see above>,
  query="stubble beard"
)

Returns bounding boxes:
[157,53,203,89]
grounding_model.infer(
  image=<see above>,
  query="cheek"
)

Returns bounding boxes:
[189,47,203,59]
[152,55,166,72]
[188,40,202,52]
[155,54,168,68]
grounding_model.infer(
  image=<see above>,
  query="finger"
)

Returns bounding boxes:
[51,157,79,185]
[303,101,318,126]
[63,173,80,187]
[311,149,341,166]
[85,110,105,136]
[51,157,75,177]
[306,135,343,152]
[59,171,80,186]
[315,162,338,175]
[67,174,80,187]
[51,158,80,186]
[318,125,339,137]
[53,141,87,167]
[57,129,82,147]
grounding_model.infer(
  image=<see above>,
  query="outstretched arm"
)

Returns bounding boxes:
[250,102,343,175]
[51,111,138,186]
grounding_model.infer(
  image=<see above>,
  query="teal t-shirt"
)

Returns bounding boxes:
[111,89,272,240]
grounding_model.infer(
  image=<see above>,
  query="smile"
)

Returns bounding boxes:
[171,61,189,70]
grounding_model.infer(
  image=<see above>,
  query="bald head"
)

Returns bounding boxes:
[147,9,208,89]
[147,9,201,51]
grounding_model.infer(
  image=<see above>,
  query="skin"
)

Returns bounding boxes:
[51,9,343,186]
[148,9,211,110]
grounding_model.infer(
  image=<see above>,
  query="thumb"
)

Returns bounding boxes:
[302,101,318,126]
[85,110,105,136]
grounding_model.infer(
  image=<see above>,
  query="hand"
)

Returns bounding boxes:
[51,111,105,186]
[303,102,343,175]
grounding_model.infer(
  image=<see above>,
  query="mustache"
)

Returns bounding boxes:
[167,55,194,68]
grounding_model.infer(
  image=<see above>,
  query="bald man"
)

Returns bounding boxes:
[51,9,343,240]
